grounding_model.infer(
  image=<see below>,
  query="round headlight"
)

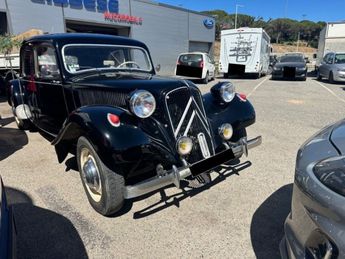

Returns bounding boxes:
[220,83,236,103]
[219,123,233,140]
[177,136,193,156]
[129,90,156,118]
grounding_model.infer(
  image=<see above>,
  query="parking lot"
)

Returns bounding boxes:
[1,75,345,258]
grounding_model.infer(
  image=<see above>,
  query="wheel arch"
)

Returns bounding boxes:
[52,106,151,174]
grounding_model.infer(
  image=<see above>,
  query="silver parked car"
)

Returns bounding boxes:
[280,119,345,259]
[317,52,345,83]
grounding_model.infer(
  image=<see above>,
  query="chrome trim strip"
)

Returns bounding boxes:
[198,133,211,158]
[183,110,196,136]
[174,97,192,137]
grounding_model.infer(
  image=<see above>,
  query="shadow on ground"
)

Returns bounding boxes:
[250,184,293,259]
[0,126,28,161]
[128,161,252,219]
[5,186,88,259]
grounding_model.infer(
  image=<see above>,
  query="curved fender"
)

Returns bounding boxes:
[203,93,256,145]
[52,106,151,174]
[9,79,26,107]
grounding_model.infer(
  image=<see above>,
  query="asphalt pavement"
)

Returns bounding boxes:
[1,75,345,258]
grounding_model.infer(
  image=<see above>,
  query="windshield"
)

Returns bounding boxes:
[279,55,305,63]
[178,54,203,67]
[335,54,345,64]
[62,44,152,74]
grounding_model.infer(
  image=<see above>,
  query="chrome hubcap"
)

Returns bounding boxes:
[80,148,102,202]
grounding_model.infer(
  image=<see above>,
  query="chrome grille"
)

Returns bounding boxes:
[165,87,214,164]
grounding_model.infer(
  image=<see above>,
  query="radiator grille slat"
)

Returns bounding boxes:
[78,89,127,107]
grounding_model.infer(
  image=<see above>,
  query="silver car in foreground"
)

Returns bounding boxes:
[317,52,345,83]
[280,119,345,258]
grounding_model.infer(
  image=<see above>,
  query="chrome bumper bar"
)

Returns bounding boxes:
[124,136,262,199]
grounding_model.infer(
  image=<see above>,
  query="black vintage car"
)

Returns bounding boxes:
[272,54,307,81]
[10,33,261,215]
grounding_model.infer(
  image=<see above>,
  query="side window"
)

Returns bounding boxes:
[323,54,329,63]
[36,44,60,79]
[329,54,335,64]
[22,45,35,78]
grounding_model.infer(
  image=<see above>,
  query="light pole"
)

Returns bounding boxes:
[235,4,244,29]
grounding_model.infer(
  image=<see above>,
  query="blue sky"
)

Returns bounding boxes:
[157,0,345,22]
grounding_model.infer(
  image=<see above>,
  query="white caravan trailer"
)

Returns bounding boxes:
[219,28,271,77]
[315,22,345,69]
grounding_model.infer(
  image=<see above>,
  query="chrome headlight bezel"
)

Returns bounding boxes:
[129,90,156,118]
[220,83,236,103]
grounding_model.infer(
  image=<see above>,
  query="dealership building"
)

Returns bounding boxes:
[0,0,215,74]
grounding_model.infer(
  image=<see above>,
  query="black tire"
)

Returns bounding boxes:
[203,72,209,84]
[329,72,334,84]
[15,117,32,130]
[77,136,125,216]
[302,76,307,81]
[223,73,229,78]
[316,70,322,81]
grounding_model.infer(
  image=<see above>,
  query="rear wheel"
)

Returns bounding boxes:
[203,72,209,84]
[329,72,334,84]
[77,136,125,216]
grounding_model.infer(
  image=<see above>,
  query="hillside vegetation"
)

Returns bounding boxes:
[202,10,326,48]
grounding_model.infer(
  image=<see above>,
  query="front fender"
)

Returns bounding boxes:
[203,93,256,146]
[53,106,151,172]
[9,79,26,107]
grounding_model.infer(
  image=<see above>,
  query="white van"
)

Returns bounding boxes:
[175,52,215,84]
[219,28,271,78]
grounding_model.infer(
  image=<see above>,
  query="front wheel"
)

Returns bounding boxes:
[77,136,125,216]
[11,101,32,130]
[316,70,322,81]
[329,72,335,84]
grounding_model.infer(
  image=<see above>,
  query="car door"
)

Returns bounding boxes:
[319,54,329,77]
[34,43,68,135]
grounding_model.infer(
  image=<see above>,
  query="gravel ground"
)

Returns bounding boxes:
[1,75,345,259]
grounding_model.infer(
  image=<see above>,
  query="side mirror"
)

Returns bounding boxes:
[155,64,161,72]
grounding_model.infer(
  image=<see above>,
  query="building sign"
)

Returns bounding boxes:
[31,0,143,25]
[104,12,143,25]
[203,18,214,29]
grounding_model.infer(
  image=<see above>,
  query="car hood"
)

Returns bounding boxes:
[71,72,194,97]
[330,120,345,154]
[275,62,306,68]
[296,120,345,170]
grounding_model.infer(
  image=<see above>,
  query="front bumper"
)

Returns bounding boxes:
[334,71,345,82]
[272,69,307,79]
[281,165,345,259]
[124,136,262,199]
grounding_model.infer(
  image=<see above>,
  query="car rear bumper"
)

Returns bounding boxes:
[123,136,262,199]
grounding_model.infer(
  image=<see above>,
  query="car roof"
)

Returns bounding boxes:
[24,33,148,50]
[178,52,207,55]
